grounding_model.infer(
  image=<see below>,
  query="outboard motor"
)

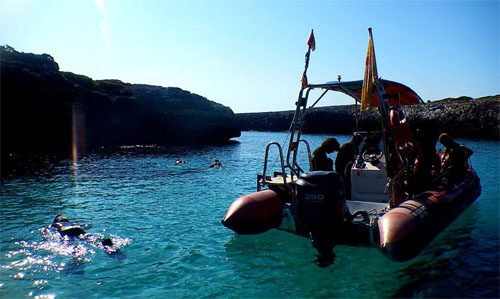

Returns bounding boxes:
[295,171,349,267]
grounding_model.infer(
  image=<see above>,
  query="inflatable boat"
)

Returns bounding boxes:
[221,29,481,266]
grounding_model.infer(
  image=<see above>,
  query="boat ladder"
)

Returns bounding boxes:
[257,140,312,191]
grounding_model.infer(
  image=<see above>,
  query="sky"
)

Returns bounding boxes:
[1,0,499,113]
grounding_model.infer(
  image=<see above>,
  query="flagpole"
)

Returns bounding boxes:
[301,29,315,90]
[288,29,316,175]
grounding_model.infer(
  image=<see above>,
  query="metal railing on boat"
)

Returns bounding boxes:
[258,140,312,191]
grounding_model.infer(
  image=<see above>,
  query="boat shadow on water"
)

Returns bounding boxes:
[223,204,499,297]
[223,231,315,269]
[392,204,498,298]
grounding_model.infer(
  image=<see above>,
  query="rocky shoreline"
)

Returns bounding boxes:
[236,96,499,140]
[1,46,241,160]
[2,44,497,168]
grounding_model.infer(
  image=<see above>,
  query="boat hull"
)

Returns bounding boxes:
[375,171,481,261]
[221,189,284,234]
[222,170,481,262]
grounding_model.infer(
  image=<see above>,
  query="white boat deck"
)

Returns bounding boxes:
[346,200,388,214]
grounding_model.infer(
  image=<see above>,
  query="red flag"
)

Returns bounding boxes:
[307,29,315,51]
[301,29,315,89]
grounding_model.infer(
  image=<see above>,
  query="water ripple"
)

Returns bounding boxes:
[1,133,498,297]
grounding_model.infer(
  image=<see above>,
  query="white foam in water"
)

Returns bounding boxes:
[0,132,498,298]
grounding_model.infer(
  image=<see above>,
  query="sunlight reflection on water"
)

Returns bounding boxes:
[0,132,498,298]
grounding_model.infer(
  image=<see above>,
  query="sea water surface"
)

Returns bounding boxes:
[1,132,499,298]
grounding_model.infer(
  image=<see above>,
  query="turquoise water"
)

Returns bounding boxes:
[1,131,498,298]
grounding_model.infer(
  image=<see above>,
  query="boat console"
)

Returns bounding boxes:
[350,132,389,203]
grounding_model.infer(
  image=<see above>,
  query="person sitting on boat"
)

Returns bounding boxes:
[438,133,472,185]
[335,136,357,199]
[310,138,340,171]
[209,159,223,169]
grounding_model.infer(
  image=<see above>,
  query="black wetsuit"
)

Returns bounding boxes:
[52,220,86,237]
[335,142,355,176]
[414,135,440,192]
[335,141,356,199]
[310,148,333,171]
[443,142,469,185]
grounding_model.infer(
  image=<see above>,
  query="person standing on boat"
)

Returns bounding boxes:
[438,133,471,185]
[413,125,440,193]
[335,136,357,199]
[310,138,340,171]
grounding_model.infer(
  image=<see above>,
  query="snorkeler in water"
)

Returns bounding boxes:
[174,157,187,165]
[51,213,113,248]
[51,213,87,238]
[209,159,223,169]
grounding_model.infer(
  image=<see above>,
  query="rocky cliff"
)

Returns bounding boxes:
[237,96,499,140]
[1,46,241,159]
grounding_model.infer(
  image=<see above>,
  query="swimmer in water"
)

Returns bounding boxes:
[51,213,113,247]
[209,159,222,169]
[51,213,86,238]
[174,157,187,165]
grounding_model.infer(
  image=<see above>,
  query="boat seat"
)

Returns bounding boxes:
[267,175,297,186]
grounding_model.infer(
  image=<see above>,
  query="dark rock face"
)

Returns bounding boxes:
[403,97,499,140]
[237,97,499,140]
[1,46,241,159]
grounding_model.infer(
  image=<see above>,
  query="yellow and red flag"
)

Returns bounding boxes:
[361,28,378,110]
[301,73,308,89]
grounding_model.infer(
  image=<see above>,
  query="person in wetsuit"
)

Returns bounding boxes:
[413,125,440,193]
[51,214,86,238]
[51,214,114,247]
[174,157,186,165]
[310,138,340,171]
[209,159,223,169]
[335,136,357,199]
[438,133,471,185]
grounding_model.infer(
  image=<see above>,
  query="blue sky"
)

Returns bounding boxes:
[1,0,499,113]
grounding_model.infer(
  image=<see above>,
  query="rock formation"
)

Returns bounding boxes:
[1,46,241,160]
[236,96,499,140]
